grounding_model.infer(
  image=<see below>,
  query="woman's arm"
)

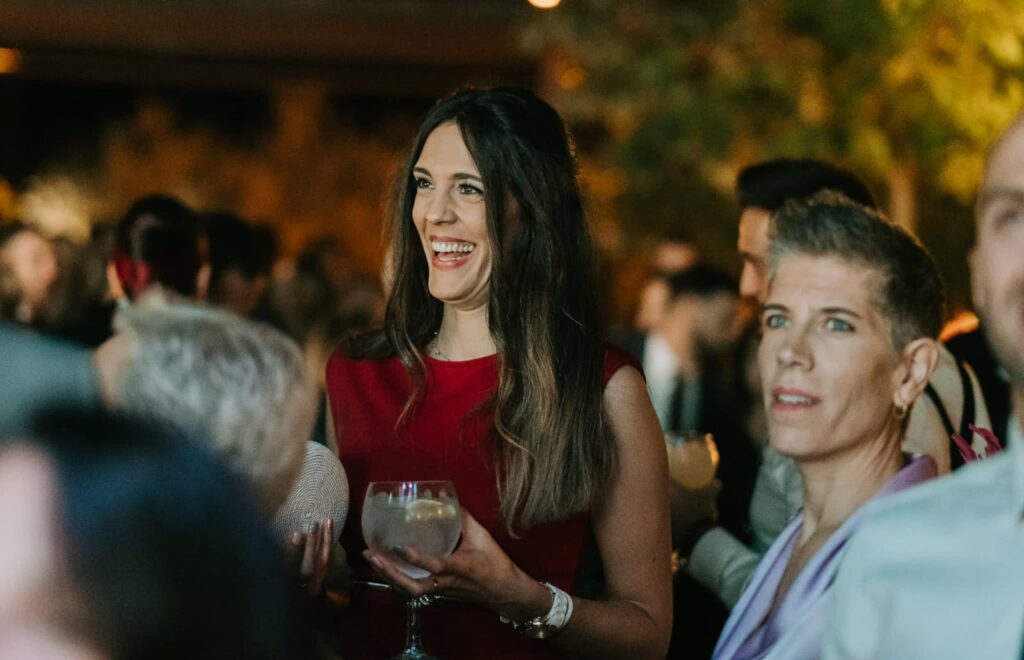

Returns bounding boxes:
[366,365,673,659]
[551,365,672,658]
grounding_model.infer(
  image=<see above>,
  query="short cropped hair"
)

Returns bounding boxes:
[737,159,877,212]
[113,302,315,513]
[767,191,945,351]
[665,265,738,303]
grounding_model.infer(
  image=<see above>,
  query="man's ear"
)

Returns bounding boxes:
[893,338,940,410]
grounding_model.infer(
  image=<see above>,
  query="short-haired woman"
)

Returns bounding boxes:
[713,192,944,659]
[327,88,671,658]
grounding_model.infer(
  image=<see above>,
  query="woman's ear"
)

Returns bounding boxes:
[893,337,940,409]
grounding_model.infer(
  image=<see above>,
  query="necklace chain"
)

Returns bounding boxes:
[429,335,451,361]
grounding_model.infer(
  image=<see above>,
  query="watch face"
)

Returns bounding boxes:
[522,623,557,640]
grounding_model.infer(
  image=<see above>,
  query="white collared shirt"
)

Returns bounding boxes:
[642,332,702,432]
[823,417,1024,659]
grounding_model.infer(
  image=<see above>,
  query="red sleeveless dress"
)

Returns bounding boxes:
[325,345,640,659]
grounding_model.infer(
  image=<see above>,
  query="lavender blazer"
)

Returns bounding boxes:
[712,455,938,660]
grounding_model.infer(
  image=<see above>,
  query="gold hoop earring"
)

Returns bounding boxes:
[893,404,908,420]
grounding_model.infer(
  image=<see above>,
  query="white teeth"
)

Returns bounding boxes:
[431,241,475,254]
[778,394,813,404]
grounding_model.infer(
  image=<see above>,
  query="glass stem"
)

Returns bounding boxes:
[404,598,425,653]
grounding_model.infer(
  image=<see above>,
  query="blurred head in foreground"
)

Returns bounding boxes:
[0,409,303,659]
[94,301,316,513]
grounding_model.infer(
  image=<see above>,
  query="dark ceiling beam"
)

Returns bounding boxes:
[0,2,541,93]
[0,2,532,66]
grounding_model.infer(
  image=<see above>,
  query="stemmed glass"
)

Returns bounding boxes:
[664,431,720,489]
[362,481,462,660]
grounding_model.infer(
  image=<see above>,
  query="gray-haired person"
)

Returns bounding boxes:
[93,300,337,593]
[95,301,315,512]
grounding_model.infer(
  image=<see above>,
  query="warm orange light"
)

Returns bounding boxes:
[940,310,979,342]
[528,0,561,8]
[558,65,586,90]
[0,48,22,74]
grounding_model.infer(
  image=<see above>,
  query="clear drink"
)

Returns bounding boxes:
[362,484,461,579]
[665,432,720,489]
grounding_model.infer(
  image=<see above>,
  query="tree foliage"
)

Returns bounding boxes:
[526,0,1024,305]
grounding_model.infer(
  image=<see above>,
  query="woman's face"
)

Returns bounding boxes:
[758,254,901,464]
[410,122,492,310]
[1,230,58,310]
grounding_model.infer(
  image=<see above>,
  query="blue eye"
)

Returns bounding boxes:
[825,317,854,332]
[763,313,787,330]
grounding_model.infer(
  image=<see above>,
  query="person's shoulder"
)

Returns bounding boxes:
[326,331,397,376]
[854,452,1014,544]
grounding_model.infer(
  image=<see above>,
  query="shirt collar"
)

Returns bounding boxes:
[643,332,679,385]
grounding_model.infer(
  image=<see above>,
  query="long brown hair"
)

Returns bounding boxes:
[352,88,614,531]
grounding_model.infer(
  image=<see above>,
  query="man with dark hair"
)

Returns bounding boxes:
[618,264,741,432]
[110,194,207,302]
[204,211,277,318]
[736,159,876,301]
[618,264,751,659]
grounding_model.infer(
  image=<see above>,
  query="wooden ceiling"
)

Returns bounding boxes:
[0,1,542,94]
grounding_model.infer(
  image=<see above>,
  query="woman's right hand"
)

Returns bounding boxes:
[363,508,553,623]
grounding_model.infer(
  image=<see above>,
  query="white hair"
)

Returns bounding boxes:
[113,301,315,513]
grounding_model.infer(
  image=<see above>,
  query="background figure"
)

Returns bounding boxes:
[619,265,742,433]
[109,194,207,303]
[945,322,1012,443]
[39,223,120,347]
[0,408,307,659]
[714,192,943,659]
[617,263,757,659]
[736,159,876,301]
[632,234,702,332]
[93,300,316,514]
[823,113,1024,660]
[0,323,98,437]
[264,237,352,345]
[0,222,59,325]
[204,211,277,318]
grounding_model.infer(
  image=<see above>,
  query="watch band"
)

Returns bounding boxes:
[501,582,574,639]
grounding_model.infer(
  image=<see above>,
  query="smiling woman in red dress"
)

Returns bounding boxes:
[326,88,671,659]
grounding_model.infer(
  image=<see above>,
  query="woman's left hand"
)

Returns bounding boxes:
[286,518,334,597]
[363,509,552,622]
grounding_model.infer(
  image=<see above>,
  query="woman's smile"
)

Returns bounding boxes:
[429,235,477,269]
